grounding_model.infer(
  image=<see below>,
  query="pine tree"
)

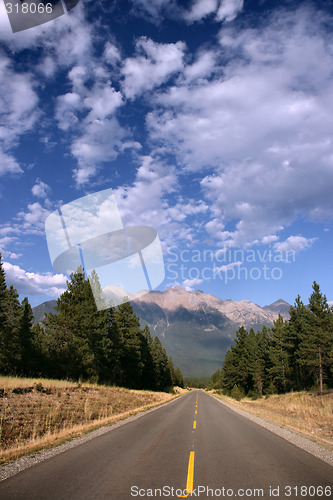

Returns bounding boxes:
[220,326,252,395]
[44,267,109,381]
[140,325,157,390]
[150,336,171,391]
[269,315,291,393]
[297,282,333,392]
[174,367,184,388]
[287,295,310,390]
[18,297,34,376]
[252,326,271,396]
[0,253,7,333]
[0,285,21,374]
[113,301,144,388]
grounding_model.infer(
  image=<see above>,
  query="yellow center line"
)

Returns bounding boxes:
[195,409,197,414]
[186,451,195,493]
[178,451,195,497]
[193,420,197,430]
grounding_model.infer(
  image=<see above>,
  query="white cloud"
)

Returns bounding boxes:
[56,77,128,186]
[0,150,22,176]
[0,250,22,259]
[184,0,218,23]
[216,0,244,22]
[103,42,121,66]
[121,38,186,99]
[129,0,243,24]
[18,202,50,231]
[83,84,123,121]
[146,6,333,246]
[114,155,208,247]
[214,261,242,273]
[274,236,316,253]
[3,261,67,297]
[71,118,128,186]
[31,179,51,199]
[262,235,279,245]
[183,51,216,82]
[182,277,204,291]
[0,50,39,177]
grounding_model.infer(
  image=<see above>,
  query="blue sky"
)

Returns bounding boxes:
[0,0,333,308]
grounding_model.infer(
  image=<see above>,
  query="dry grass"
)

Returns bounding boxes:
[213,390,333,446]
[0,376,178,465]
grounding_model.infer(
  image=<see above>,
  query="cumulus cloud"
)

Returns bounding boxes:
[274,236,317,253]
[71,117,128,186]
[113,155,209,248]
[184,0,218,23]
[0,50,39,177]
[216,0,244,22]
[130,0,243,24]
[121,38,186,99]
[214,261,243,273]
[56,75,129,186]
[31,179,51,199]
[17,202,50,231]
[182,277,204,291]
[3,261,67,297]
[0,150,22,176]
[146,6,333,246]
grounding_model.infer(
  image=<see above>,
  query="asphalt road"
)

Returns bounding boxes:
[0,391,332,499]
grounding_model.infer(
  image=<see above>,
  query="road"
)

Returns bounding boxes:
[0,391,332,499]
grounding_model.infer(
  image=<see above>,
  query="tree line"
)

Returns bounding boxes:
[0,254,183,391]
[209,282,333,398]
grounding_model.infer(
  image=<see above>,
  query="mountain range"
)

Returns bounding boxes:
[32,287,291,377]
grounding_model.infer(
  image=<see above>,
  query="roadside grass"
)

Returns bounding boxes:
[0,376,181,465]
[212,390,333,446]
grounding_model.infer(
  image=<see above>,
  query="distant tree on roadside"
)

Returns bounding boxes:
[209,281,333,397]
[296,282,333,393]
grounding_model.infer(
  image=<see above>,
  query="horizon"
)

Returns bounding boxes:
[1,0,333,309]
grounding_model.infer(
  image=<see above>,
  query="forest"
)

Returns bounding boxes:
[0,254,183,391]
[209,282,333,398]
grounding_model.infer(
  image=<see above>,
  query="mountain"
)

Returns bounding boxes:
[32,288,291,377]
[131,287,291,377]
[32,300,57,324]
[263,299,292,318]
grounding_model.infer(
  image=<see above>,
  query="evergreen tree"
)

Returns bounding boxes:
[140,325,157,390]
[0,285,21,374]
[44,267,109,381]
[174,367,184,388]
[251,326,271,396]
[269,315,291,393]
[150,336,172,390]
[18,297,34,376]
[297,282,333,392]
[0,253,7,333]
[113,300,144,388]
[287,295,310,390]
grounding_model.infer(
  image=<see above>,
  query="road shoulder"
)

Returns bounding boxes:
[211,392,333,468]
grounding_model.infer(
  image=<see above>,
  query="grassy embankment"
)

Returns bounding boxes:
[212,390,333,448]
[0,376,185,465]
